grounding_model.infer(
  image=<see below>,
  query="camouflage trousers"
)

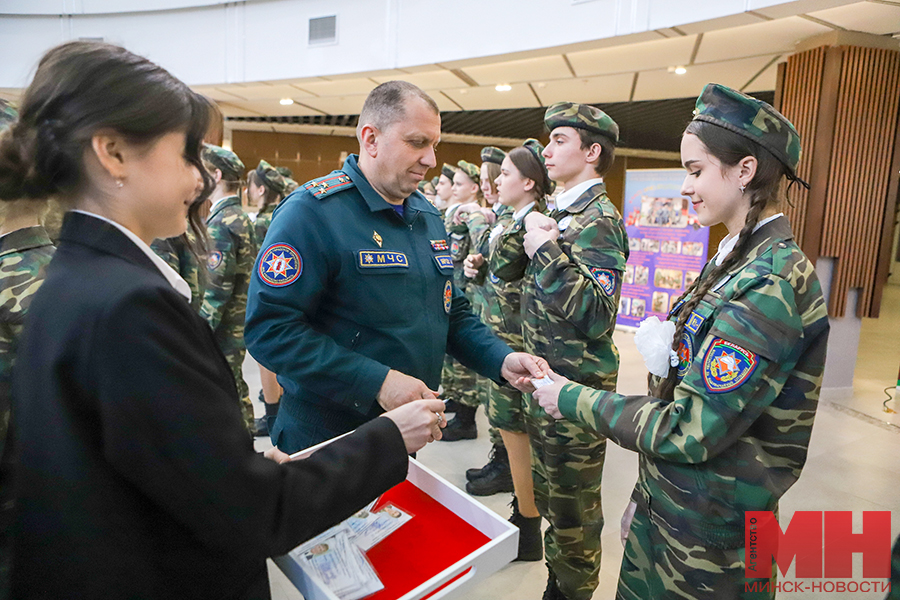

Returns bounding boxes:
[525,396,606,600]
[485,375,526,436]
[476,375,507,446]
[441,355,480,408]
[220,344,253,432]
[617,504,774,600]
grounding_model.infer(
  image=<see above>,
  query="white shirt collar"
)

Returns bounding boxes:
[714,213,784,266]
[554,178,604,213]
[210,194,239,213]
[71,210,192,301]
[512,201,536,222]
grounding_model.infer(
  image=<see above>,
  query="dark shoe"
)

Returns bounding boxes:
[509,497,543,562]
[466,444,508,481]
[443,399,461,413]
[465,460,513,495]
[439,405,477,442]
[257,388,266,404]
[250,416,269,437]
[542,568,568,600]
[264,401,280,436]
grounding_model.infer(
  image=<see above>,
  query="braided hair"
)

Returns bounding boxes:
[653,120,790,401]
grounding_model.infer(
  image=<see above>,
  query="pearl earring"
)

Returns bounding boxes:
[116,179,124,188]
[739,184,746,193]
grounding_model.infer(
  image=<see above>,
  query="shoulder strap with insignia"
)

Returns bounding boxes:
[304,171,355,200]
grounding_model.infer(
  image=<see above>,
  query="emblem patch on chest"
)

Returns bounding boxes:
[588,267,617,296]
[702,338,758,393]
[207,250,223,270]
[443,280,453,314]
[358,251,409,268]
[258,243,302,287]
[558,215,574,231]
[489,272,500,284]
[450,240,460,257]
[685,311,705,334]
[434,255,453,270]
[676,334,693,380]
[431,239,449,251]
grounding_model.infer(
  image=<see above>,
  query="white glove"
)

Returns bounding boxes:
[634,316,678,378]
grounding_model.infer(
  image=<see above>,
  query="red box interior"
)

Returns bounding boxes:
[363,480,493,599]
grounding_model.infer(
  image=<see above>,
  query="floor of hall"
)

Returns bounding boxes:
[251,283,900,600]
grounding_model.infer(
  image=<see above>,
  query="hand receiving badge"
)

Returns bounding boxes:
[531,370,570,419]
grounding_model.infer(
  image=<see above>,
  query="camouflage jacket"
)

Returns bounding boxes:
[444,204,470,291]
[479,203,539,349]
[507,182,628,390]
[558,216,829,548]
[150,228,204,312]
[0,226,55,457]
[254,203,277,246]
[201,196,258,341]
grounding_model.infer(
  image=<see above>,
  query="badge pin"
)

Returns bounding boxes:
[373,231,383,248]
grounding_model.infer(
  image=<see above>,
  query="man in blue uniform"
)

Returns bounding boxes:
[245,81,547,453]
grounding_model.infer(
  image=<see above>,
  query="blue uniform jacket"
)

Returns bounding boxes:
[245,155,511,434]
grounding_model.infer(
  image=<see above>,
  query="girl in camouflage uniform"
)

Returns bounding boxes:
[536,84,829,600]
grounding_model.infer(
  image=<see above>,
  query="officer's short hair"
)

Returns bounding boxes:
[357,81,439,136]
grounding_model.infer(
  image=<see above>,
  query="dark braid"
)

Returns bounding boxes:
[653,120,789,401]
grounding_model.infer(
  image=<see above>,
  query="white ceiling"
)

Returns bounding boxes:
[2,1,898,118]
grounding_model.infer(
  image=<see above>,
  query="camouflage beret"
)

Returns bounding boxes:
[456,160,480,184]
[693,83,803,179]
[0,99,17,131]
[284,178,299,194]
[441,163,457,181]
[544,101,619,145]
[418,180,436,195]
[255,159,289,195]
[275,166,293,179]
[480,146,506,165]
[202,144,245,180]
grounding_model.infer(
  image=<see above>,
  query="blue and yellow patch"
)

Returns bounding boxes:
[443,280,452,314]
[207,250,223,270]
[358,250,409,268]
[685,311,705,334]
[258,243,302,287]
[434,255,453,270]
[702,338,758,393]
[431,239,449,252]
[588,267,617,296]
[676,334,693,380]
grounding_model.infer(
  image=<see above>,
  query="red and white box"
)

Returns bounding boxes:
[273,437,519,600]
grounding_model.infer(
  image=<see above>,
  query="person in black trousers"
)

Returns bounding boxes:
[0,40,446,600]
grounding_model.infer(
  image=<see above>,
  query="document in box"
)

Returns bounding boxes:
[352,504,413,551]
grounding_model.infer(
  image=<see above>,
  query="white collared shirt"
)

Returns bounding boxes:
[713,213,784,266]
[512,201,536,222]
[490,201,535,245]
[71,210,192,301]
[554,178,604,213]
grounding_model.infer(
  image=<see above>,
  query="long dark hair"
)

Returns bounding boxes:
[508,147,552,201]
[0,40,214,246]
[654,120,790,400]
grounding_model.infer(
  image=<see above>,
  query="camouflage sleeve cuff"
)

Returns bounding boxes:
[531,238,563,270]
[558,382,611,434]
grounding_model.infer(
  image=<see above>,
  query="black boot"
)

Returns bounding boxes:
[251,401,280,438]
[264,400,280,436]
[509,497,543,562]
[466,444,507,481]
[542,568,569,600]
[465,448,513,495]
[440,404,477,441]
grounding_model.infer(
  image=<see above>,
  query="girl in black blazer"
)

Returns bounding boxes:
[0,41,446,600]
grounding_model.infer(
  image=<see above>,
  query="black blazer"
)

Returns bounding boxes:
[11,212,408,599]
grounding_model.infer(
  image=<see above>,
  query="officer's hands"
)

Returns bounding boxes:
[523,213,559,258]
[377,369,438,411]
[381,399,447,453]
[501,353,550,393]
[532,370,570,419]
[464,253,485,278]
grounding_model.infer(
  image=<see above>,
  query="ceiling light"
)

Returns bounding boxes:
[280,98,294,105]
[495,84,512,92]
[674,66,687,75]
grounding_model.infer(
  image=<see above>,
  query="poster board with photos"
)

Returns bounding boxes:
[617,169,709,329]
